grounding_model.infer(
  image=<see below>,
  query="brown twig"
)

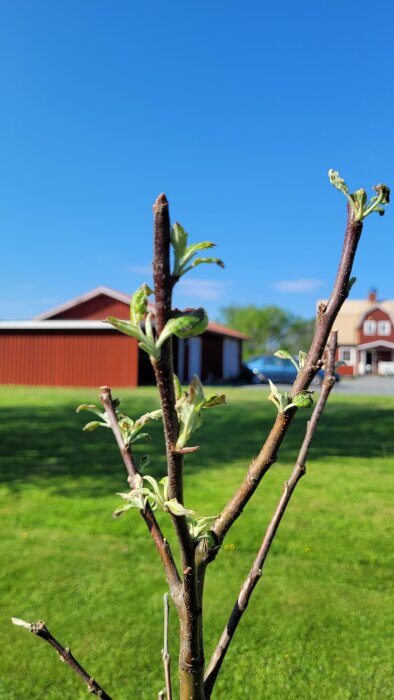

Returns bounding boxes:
[161,593,173,700]
[152,194,204,699]
[11,617,112,699]
[204,332,338,696]
[99,385,181,601]
[209,205,362,548]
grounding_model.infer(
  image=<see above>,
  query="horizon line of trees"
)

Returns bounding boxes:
[219,304,315,359]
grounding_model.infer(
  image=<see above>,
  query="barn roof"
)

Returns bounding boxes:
[33,286,251,340]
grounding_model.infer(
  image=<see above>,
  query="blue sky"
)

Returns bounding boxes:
[1,0,393,322]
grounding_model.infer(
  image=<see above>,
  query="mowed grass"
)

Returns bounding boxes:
[0,386,393,699]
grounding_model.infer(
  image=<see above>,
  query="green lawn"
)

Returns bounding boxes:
[0,386,393,699]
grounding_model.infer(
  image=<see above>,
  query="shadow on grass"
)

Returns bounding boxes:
[0,393,393,495]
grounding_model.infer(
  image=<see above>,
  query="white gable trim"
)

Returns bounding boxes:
[357,340,394,350]
[34,286,132,320]
[355,304,394,329]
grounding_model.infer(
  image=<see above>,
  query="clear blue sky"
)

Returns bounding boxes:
[1,0,393,322]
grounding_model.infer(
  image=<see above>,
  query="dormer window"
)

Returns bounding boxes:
[378,320,391,336]
[364,320,376,335]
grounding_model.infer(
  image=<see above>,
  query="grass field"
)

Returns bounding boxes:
[0,385,393,699]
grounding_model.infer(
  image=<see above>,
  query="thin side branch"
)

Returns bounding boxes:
[161,593,173,700]
[11,618,113,699]
[209,206,362,548]
[204,332,338,696]
[99,386,182,600]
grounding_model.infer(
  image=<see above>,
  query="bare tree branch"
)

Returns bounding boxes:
[161,593,173,700]
[11,617,113,699]
[204,332,338,696]
[209,206,362,548]
[99,385,182,600]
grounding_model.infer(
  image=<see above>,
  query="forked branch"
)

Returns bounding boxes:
[11,618,113,699]
[204,332,338,696]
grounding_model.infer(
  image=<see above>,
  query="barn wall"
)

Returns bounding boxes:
[0,331,138,387]
[52,296,129,321]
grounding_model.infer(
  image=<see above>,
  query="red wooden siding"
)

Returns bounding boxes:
[52,295,130,321]
[334,349,354,376]
[358,308,394,344]
[0,331,138,387]
[201,333,223,381]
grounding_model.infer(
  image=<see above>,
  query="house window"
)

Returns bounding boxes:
[378,320,391,336]
[339,347,355,364]
[363,320,376,335]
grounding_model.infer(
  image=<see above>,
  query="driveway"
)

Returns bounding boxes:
[244,376,394,396]
[329,375,394,396]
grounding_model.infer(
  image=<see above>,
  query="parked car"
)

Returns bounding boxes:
[244,355,339,386]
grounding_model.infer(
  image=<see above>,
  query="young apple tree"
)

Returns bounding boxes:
[13,171,390,699]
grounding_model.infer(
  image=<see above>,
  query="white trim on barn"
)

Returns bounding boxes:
[0,320,114,330]
[34,287,133,320]
[187,337,202,380]
[223,338,239,379]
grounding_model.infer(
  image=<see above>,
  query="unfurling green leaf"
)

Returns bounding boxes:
[77,403,111,430]
[112,474,195,520]
[174,374,183,400]
[118,408,162,446]
[130,283,154,325]
[175,375,226,449]
[203,393,226,408]
[170,223,188,261]
[298,351,308,369]
[82,420,107,432]
[156,308,208,348]
[170,222,225,279]
[104,316,143,339]
[164,499,195,517]
[187,515,216,543]
[76,404,100,413]
[105,315,160,359]
[182,257,225,275]
[267,379,290,413]
[112,502,138,518]
[274,349,299,372]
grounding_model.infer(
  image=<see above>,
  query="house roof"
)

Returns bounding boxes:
[317,298,394,344]
[34,286,251,340]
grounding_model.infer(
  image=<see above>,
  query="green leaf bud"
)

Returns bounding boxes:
[164,499,195,517]
[82,420,105,432]
[130,283,154,325]
[283,390,314,412]
[156,308,208,347]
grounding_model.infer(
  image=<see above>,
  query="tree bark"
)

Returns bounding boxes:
[152,194,205,699]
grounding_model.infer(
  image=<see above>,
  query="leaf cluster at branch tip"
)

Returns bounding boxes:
[328,169,390,221]
[171,223,224,279]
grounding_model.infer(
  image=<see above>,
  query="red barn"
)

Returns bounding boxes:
[0,287,249,387]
